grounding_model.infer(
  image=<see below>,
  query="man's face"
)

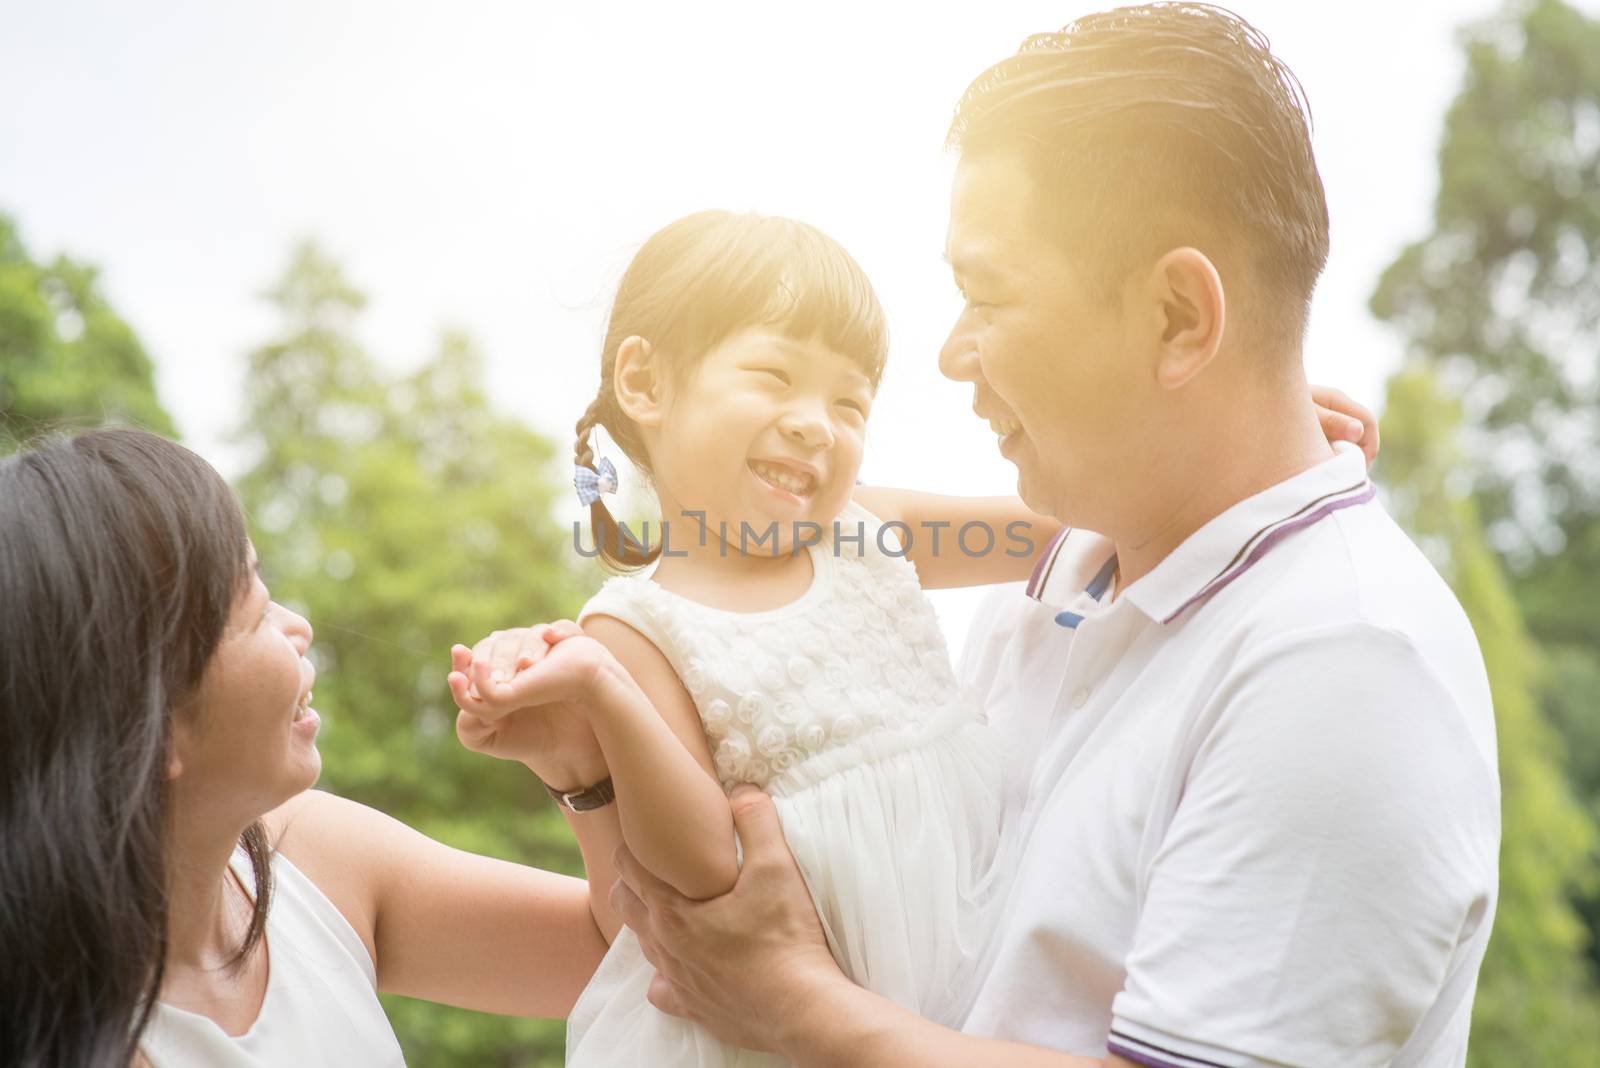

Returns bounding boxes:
[939,152,1156,525]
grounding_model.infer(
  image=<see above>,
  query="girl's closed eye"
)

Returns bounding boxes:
[750,367,791,385]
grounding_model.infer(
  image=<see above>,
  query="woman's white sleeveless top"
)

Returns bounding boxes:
[140,849,405,1066]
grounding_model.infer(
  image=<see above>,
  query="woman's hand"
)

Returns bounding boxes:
[609,784,844,1052]
[449,622,610,789]
[1311,384,1380,465]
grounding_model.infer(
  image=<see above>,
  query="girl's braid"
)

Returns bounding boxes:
[574,397,604,470]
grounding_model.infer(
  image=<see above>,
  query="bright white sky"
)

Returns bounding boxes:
[0,0,1537,654]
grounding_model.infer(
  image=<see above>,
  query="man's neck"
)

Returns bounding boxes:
[1112,390,1338,591]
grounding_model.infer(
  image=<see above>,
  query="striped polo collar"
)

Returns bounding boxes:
[1028,444,1375,626]
[1024,521,1076,603]
[1024,526,1117,628]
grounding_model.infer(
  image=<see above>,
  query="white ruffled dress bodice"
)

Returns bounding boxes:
[580,504,969,795]
[568,503,1017,1067]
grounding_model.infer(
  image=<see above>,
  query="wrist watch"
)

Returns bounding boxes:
[545,776,616,813]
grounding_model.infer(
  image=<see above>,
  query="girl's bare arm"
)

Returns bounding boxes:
[851,487,1061,589]
[447,622,736,936]
[571,616,739,902]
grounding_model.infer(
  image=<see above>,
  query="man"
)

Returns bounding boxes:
[480,5,1500,1065]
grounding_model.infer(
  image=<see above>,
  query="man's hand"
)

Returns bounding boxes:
[612,788,1113,1068]
[1311,384,1380,465]
[448,622,610,789]
[608,785,844,1052]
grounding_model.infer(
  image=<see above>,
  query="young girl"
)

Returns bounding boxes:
[449,210,1371,1066]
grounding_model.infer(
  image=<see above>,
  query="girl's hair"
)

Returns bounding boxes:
[575,210,889,570]
[0,427,272,1068]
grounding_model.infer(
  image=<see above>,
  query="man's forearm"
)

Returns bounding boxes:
[780,972,1105,1068]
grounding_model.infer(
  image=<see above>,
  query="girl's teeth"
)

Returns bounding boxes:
[753,462,815,496]
[990,418,1021,438]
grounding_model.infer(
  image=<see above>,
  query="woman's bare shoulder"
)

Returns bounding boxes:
[261,789,392,960]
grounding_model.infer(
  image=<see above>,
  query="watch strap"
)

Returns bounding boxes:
[545,776,616,813]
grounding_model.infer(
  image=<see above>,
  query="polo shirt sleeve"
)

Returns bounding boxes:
[1108,622,1499,1068]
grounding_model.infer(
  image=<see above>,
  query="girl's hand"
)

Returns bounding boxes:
[448,621,610,716]
[1311,384,1380,465]
[449,621,611,786]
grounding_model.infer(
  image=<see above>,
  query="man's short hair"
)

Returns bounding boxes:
[948,3,1330,353]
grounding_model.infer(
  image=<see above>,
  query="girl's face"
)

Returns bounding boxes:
[648,327,875,556]
[170,548,322,822]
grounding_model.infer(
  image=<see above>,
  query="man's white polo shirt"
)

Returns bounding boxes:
[959,444,1500,1068]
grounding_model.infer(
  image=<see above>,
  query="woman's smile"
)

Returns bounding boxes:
[291,662,320,737]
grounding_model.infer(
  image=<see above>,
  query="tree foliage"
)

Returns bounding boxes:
[0,214,174,450]
[1369,0,1600,835]
[1371,0,1600,563]
[1372,0,1600,1054]
[1380,370,1600,1063]
[233,241,588,1066]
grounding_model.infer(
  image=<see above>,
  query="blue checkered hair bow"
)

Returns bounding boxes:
[574,457,618,507]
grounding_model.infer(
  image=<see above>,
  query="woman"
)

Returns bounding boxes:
[0,427,608,1067]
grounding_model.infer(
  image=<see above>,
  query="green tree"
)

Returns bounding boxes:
[1371,0,1600,561]
[1371,0,1600,983]
[234,241,589,1066]
[1379,369,1600,1063]
[0,214,175,451]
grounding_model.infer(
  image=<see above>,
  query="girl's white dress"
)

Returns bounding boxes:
[568,502,1017,1067]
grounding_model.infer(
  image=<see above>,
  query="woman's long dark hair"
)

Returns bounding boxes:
[0,427,273,1067]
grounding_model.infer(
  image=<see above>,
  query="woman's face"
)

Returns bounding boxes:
[171,547,321,820]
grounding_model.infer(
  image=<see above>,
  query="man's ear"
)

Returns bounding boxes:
[613,336,667,427]
[1147,248,1226,390]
